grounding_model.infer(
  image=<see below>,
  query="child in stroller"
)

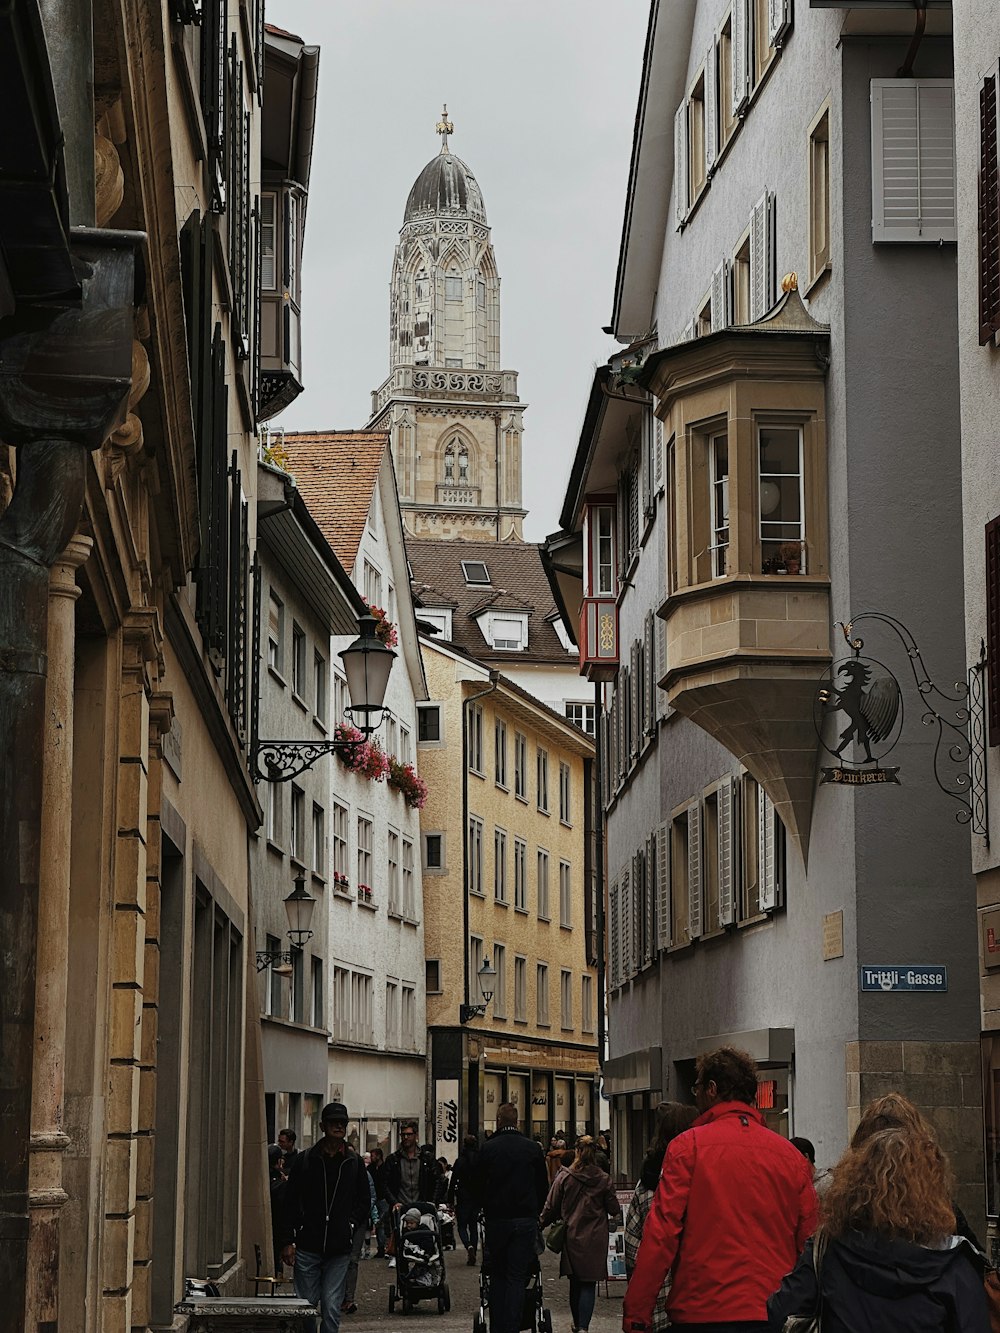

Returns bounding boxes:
[388,1205,451,1315]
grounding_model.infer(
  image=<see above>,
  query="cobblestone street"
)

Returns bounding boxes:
[321,1249,624,1333]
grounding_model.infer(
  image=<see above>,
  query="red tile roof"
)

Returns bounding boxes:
[281,432,387,574]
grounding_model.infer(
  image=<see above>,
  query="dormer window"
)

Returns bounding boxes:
[420,609,452,640]
[475,611,527,652]
[462,560,490,586]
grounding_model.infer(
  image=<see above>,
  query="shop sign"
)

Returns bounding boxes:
[859,965,947,993]
[434,1079,459,1160]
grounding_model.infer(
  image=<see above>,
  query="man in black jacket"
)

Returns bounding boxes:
[278,1102,371,1333]
[383,1121,438,1212]
[475,1103,548,1333]
[448,1134,481,1266]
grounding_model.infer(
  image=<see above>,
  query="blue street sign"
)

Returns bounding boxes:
[859,965,948,993]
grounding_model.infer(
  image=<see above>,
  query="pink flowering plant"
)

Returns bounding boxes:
[387,757,429,810]
[332,723,390,781]
[362,598,398,648]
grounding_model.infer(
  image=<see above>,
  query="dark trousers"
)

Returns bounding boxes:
[456,1202,478,1254]
[670,1324,770,1332]
[484,1216,537,1333]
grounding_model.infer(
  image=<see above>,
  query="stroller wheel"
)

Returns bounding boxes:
[402,1296,412,1315]
[438,1294,446,1315]
[443,1283,451,1312]
[474,1314,488,1333]
[538,1312,553,1333]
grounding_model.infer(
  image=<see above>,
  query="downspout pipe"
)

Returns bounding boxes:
[897,6,927,79]
[594,681,607,1083]
[462,672,501,1013]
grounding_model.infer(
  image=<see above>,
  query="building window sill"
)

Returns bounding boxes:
[267,839,285,858]
[268,665,287,689]
[292,691,308,714]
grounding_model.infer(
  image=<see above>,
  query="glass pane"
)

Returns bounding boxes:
[759,426,800,473]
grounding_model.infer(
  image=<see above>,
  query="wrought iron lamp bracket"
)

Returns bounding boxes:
[459,1003,488,1024]
[255,948,296,973]
[834,613,987,836]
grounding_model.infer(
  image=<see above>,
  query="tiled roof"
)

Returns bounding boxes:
[264,21,303,40]
[281,432,387,574]
[408,538,574,666]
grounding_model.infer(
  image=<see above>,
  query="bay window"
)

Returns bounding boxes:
[758,424,804,573]
[709,431,730,578]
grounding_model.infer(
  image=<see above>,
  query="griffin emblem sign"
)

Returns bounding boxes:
[814,656,903,784]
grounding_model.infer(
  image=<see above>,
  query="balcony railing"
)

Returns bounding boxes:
[435,484,481,506]
[370,364,519,416]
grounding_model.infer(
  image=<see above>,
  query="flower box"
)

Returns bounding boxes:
[387,757,429,810]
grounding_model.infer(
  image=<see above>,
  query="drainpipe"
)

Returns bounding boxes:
[594,681,607,1083]
[896,6,927,78]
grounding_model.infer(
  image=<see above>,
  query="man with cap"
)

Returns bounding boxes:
[278,1101,371,1333]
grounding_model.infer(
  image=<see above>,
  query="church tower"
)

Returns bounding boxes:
[370,109,526,542]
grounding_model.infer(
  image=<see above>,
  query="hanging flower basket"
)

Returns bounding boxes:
[333,723,390,781]
[362,598,398,648]
[387,757,429,810]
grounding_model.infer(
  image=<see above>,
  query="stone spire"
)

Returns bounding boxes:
[436,104,453,154]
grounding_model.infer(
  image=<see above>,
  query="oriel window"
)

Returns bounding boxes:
[758,425,804,573]
[709,431,729,578]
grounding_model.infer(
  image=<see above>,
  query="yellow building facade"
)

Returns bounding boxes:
[418,639,599,1144]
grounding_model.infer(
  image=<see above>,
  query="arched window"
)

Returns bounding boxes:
[458,446,469,481]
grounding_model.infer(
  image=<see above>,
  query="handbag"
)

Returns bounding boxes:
[782,1231,828,1333]
[544,1219,567,1253]
[984,1266,1000,1333]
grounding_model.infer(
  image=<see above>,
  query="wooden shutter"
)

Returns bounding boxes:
[732,0,750,119]
[705,38,719,177]
[758,789,776,911]
[646,833,657,964]
[980,69,1000,345]
[687,802,703,940]
[645,612,656,735]
[675,101,689,228]
[656,822,671,951]
[654,419,664,489]
[750,192,770,321]
[656,613,668,718]
[609,879,620,988]
[987,517,1000,745]
[620,863,632,979]
[871,79,956,243]
[767,0,792,47]
[632,852,644,974]
[711,259,729,331]
[718,778,735,928]
[631,641,640,756]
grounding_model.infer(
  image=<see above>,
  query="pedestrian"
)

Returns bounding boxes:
[449,1133,482,1266]
[624,1103,699,1333]
[540,1134,622,1333]
[277,1101,371,1333]
[622,1046,817,1333]
[368,1147,388,1258]
[791,1135,832,1197]
[475,1101,549,1333]
[342,1156,379,1315]
[546,1135,567,1183]
[434,1155,451,1205]
[767,1127,989,1332]
[594,1132,611,1176]
[384,1121,438,1269]
[278,1127,299,1170]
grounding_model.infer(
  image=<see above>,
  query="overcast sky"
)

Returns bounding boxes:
[268,0,649,540]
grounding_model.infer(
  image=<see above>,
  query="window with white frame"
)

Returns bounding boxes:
[536,963,550,1026]
[468,704,484,775]
[314,652,327,724]
[332,966,350,1041]
[312,957,324,1028]
[419,608,452,640]
[582,974,594,1033]
[537,849,550,921]
[417,703,442,744]
[363,559,383,608]
[333,672,347,726]
[565,702,596,737]
[290,786,305,862]
[559,861,572,929]
[710,431,730,577]
[401,985,415,1048]
[402,837,415,918]
[732,230,751,324]
[514,956,527,1021]
[469,816,484,896]
[494,828,508,904]
[514,731,528,799]
[268,592,283,671]
[332,801,348,885]
[357,816,373,895]
[688,67,707,202]
[559,763,571,824]
[495,718,508,788]
[266,781,280,844]
[312,803,325,876]
[461,560,490,586]
[423,832,444,872]
[537,748,549,813]
[350,972,372,1044]
[590,504,616,596]
[560,969,573,1030]
[808,103,831,285]
[385,714,398,757]
[871,78,956,244]
[385,980,398,1046]
[488,613,527,651]
[387,830,400,914]
[400,725,412,764]
[470,935,484,994]
[514,839,527,911]
[261,192,277,290]
[758,424,803,574]
[291,623,306,697]
[493,943,507,1019]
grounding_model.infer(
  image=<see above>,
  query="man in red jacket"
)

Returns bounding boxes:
[622,1047,817,1333]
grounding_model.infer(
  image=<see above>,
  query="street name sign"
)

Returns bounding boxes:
[859,965,948,993]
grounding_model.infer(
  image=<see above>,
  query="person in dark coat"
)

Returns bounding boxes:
[383,1121,438,1212]
[767,1126,989,1333]
[475,1102,549,1333]
[368,1147,388,1258]
[540,1136,621,1333]
[448,1134,481,1265]
[277,1102,371,1333]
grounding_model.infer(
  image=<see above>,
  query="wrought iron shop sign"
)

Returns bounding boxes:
[859,965,948,994]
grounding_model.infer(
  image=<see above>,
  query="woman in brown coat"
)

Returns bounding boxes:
[539,1136,621,1333]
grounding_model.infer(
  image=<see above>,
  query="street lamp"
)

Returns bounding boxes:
[251,611,397,782]
[460,956,498,1024]
[256,872,317,972]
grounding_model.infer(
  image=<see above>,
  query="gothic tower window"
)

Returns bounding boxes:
[477,278,486,309]
[444,444,455,484]
[445,268,462,300]
[415,269,429,302]
[458,445,469,481]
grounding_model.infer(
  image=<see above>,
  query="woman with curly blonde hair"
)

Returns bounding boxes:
[767,1128,988,1332]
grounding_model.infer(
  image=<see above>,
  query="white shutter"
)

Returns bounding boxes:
[767,193,778,312]
[711,259,729,331]
[656,822,671,951]
[645,612,656,735]
[718,778,735,928]
[732,0,750,118]
[609,879,620,988]
[871,79,956,243]
[750,192,769,321]
[632,852,643,974]
[759,789,776,911]
[705,38,719,176]
[646,834,657,964]
[656,614,668,718]
[675,101,689,228]
[630,644,639,758]
[768,0,791,47]
[687,802,702,940]
[620,863,632,978]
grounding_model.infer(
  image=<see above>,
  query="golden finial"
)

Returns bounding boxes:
[781,272,798,293]
[436,104,454,154]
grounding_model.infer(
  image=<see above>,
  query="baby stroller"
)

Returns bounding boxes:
[388,1202,451,1316]
[437,1202,457,1250]
[473,1242,552,1333]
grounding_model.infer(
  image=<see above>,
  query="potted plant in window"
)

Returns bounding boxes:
[778,541,803,575]
[387,757,429,810]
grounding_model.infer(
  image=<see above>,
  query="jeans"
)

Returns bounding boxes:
[569,1278,596,1331]
[344,1221,366,1304]
[670,1325,769,1332]
[485,1216,538,1333]
[294,1248,351,1333]
[456,1202,479,1255]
